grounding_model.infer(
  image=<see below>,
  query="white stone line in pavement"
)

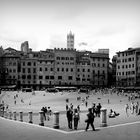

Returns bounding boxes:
[1,116,140,134]
[67,121,140,134]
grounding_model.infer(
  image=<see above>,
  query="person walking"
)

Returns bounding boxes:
[73,108,80,130]
[66,108,73,129]
[85,108,95,131]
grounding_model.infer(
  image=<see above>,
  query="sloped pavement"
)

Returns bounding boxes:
[0,116,140,140]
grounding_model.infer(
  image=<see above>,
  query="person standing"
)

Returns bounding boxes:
[41,107,46,120]
[66,104,69,111]
[85,108,95,131]
[135,102,139,115]
[125,104,129,116]
[96,103,102,117]
[44,107,47,120]
[85,101,88,108]
[77,105,80,112]
[66,108,73,129]
[73,108,80,130]
[47,107,51,121]
[130,102,134,114]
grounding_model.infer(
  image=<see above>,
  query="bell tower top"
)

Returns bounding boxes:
[67,31,74,49]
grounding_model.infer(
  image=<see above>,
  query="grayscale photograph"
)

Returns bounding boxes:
[0,0,140,140]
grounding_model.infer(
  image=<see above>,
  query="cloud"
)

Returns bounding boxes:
[96,25,127,37]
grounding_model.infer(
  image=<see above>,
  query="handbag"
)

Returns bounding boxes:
[85,119,89,123]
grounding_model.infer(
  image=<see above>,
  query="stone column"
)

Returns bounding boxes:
[13,111,17,121]
[39,111,44,126]
[19,111,23,122]
[53,111,60,129]
[9,112,12,119]
[29,111,33,123]
[100,108,107,127]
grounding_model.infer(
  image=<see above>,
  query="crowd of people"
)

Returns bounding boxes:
[125,101,140,116]
[41,106,52,121]
[66,102,102,131]
[0,87,140,131]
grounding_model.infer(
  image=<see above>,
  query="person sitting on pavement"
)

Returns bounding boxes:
[108,109,120,118]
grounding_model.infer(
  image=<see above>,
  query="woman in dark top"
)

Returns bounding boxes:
[85,108,95,131]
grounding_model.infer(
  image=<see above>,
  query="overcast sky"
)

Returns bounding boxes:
[0,0,140,59]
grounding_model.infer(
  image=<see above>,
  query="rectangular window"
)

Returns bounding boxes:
[66,57,69,60]
[27,62,31,66]
[82,78,86,81]
[22,75,26,79]
[50,76,54,79]
[39,76,43,79]
[132,64,134,67]
[76,78,80,81]
[57,57,60,60]
[28,68,31,73]
[27,75,31,79]
[22,68,25,73]
[61,57,65,60]
[13,69,16,73]
[45,76,49,79]
[23,62,25,66]
[68,76,73,80]
[58,76,62,80]
[33,68,36,73]
[70,57,74,60]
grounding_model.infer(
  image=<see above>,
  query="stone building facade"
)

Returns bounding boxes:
[0,45,109,89]
[116,47,140,87]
